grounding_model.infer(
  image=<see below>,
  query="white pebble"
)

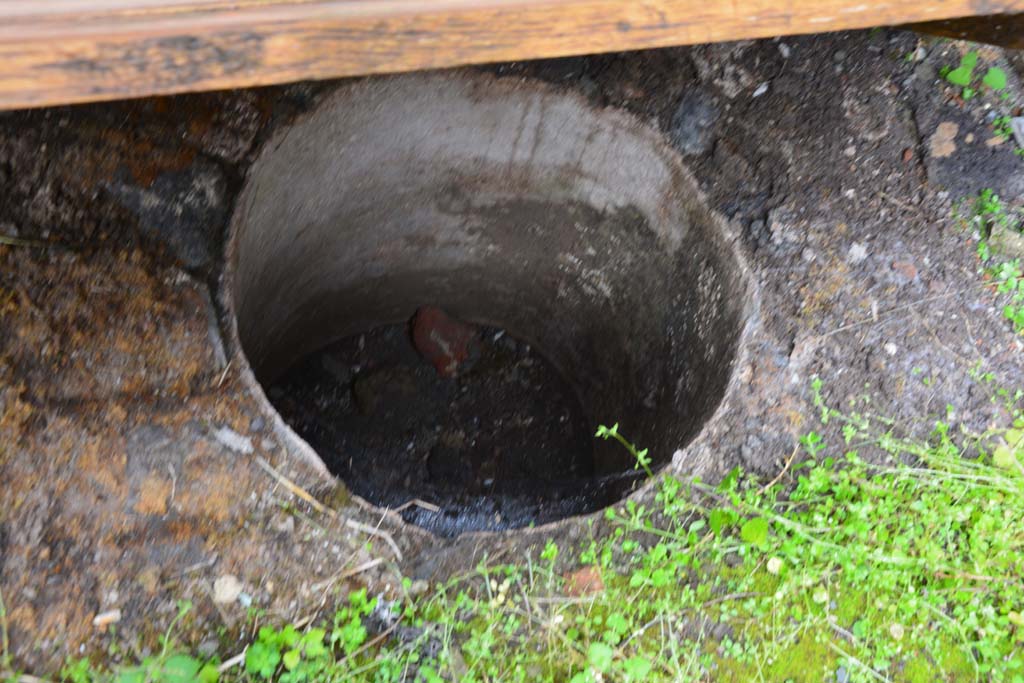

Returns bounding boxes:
[847,242,868,264]
[92,609,121,628]
[213,574,244,604]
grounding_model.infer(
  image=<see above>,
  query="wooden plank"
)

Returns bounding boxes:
[0,0,1022,110]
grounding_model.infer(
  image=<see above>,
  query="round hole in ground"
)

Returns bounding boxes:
[225,74,752,537]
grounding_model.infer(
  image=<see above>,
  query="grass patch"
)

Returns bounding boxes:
[5,376,1023,683]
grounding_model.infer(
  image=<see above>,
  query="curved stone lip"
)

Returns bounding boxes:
[217,70,762,547]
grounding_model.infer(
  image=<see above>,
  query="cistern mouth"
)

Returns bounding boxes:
[223,74,752,536]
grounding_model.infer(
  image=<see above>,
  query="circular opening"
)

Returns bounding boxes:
[226,75,750,536]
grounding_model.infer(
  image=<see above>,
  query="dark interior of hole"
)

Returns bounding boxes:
[239,195,746,537]
[267,313,639,537]
[230,78,751,536]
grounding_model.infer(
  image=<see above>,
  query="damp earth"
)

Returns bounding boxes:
[267,307,637,537]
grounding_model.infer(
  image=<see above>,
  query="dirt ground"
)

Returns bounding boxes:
[1,28,1022,672]
[270,317,605,537]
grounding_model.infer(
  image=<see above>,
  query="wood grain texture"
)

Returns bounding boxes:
[1,0,1023,110]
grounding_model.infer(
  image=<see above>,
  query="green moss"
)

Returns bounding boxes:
[898,642,977,683]
[765,631,837,682]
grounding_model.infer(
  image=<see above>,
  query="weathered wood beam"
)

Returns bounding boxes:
[1,0,1023,110]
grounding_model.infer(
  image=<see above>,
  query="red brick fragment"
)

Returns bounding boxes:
[892,261,918,280]
[411,306,479,377]
[564,566,605,596]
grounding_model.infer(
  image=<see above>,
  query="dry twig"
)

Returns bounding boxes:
[256,457,403,560]
[217,650,247,673]
[256,457,332,516]
[392,498,441,514]
[308,557,384,596]
[345,519,403,562]
[0,234,51,249]
[760,446,799,493]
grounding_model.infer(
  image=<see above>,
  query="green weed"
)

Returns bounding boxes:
[993,116,1024,158]
[956,189,1024,334]
[22,376,1024,683]
[0,588,10,676]
[595,423,652,477]
[56,602,218,683]
[940,50,1007,100]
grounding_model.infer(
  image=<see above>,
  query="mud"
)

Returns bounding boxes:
[270,318,619,537]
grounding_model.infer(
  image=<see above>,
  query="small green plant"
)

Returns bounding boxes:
[595,423,652,477]
[993,259,1024,332]
[983,66,1008,91]
[243,589,377,682]
[994,115,1013,139]
[956,190,1024,334]
[0,588,10,677]
[993,116,1024,157]
[14,379,1024,683]
[54,601,219,683]
[941,50,1008,100]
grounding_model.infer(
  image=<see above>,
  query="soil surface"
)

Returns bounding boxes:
[269,314,623,537]
[0,29,1022,674]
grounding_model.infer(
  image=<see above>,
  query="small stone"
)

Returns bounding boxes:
[668,91,718,155]
[137,565,161,594]
[990,223,1024,259]
[833,50,847,63]
[965,133,975,144]
[902,147,914,163]
[752,82,770,98]
[353,366,421,416]
[778,43,791,59]
[766,557,783,575]
[884,342,898,356]
[844,145,857,158]
[928,122,959,159]
[198,639,219,658]
[847,242,868,264]
[92,609,122,629]
[892,261,918,280]
[213,426,253,455]
[564,566,605,596]
[213,574,243,604]
[1011,117,1024,148]
[411,306,480,377]
[273,514,296,534]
